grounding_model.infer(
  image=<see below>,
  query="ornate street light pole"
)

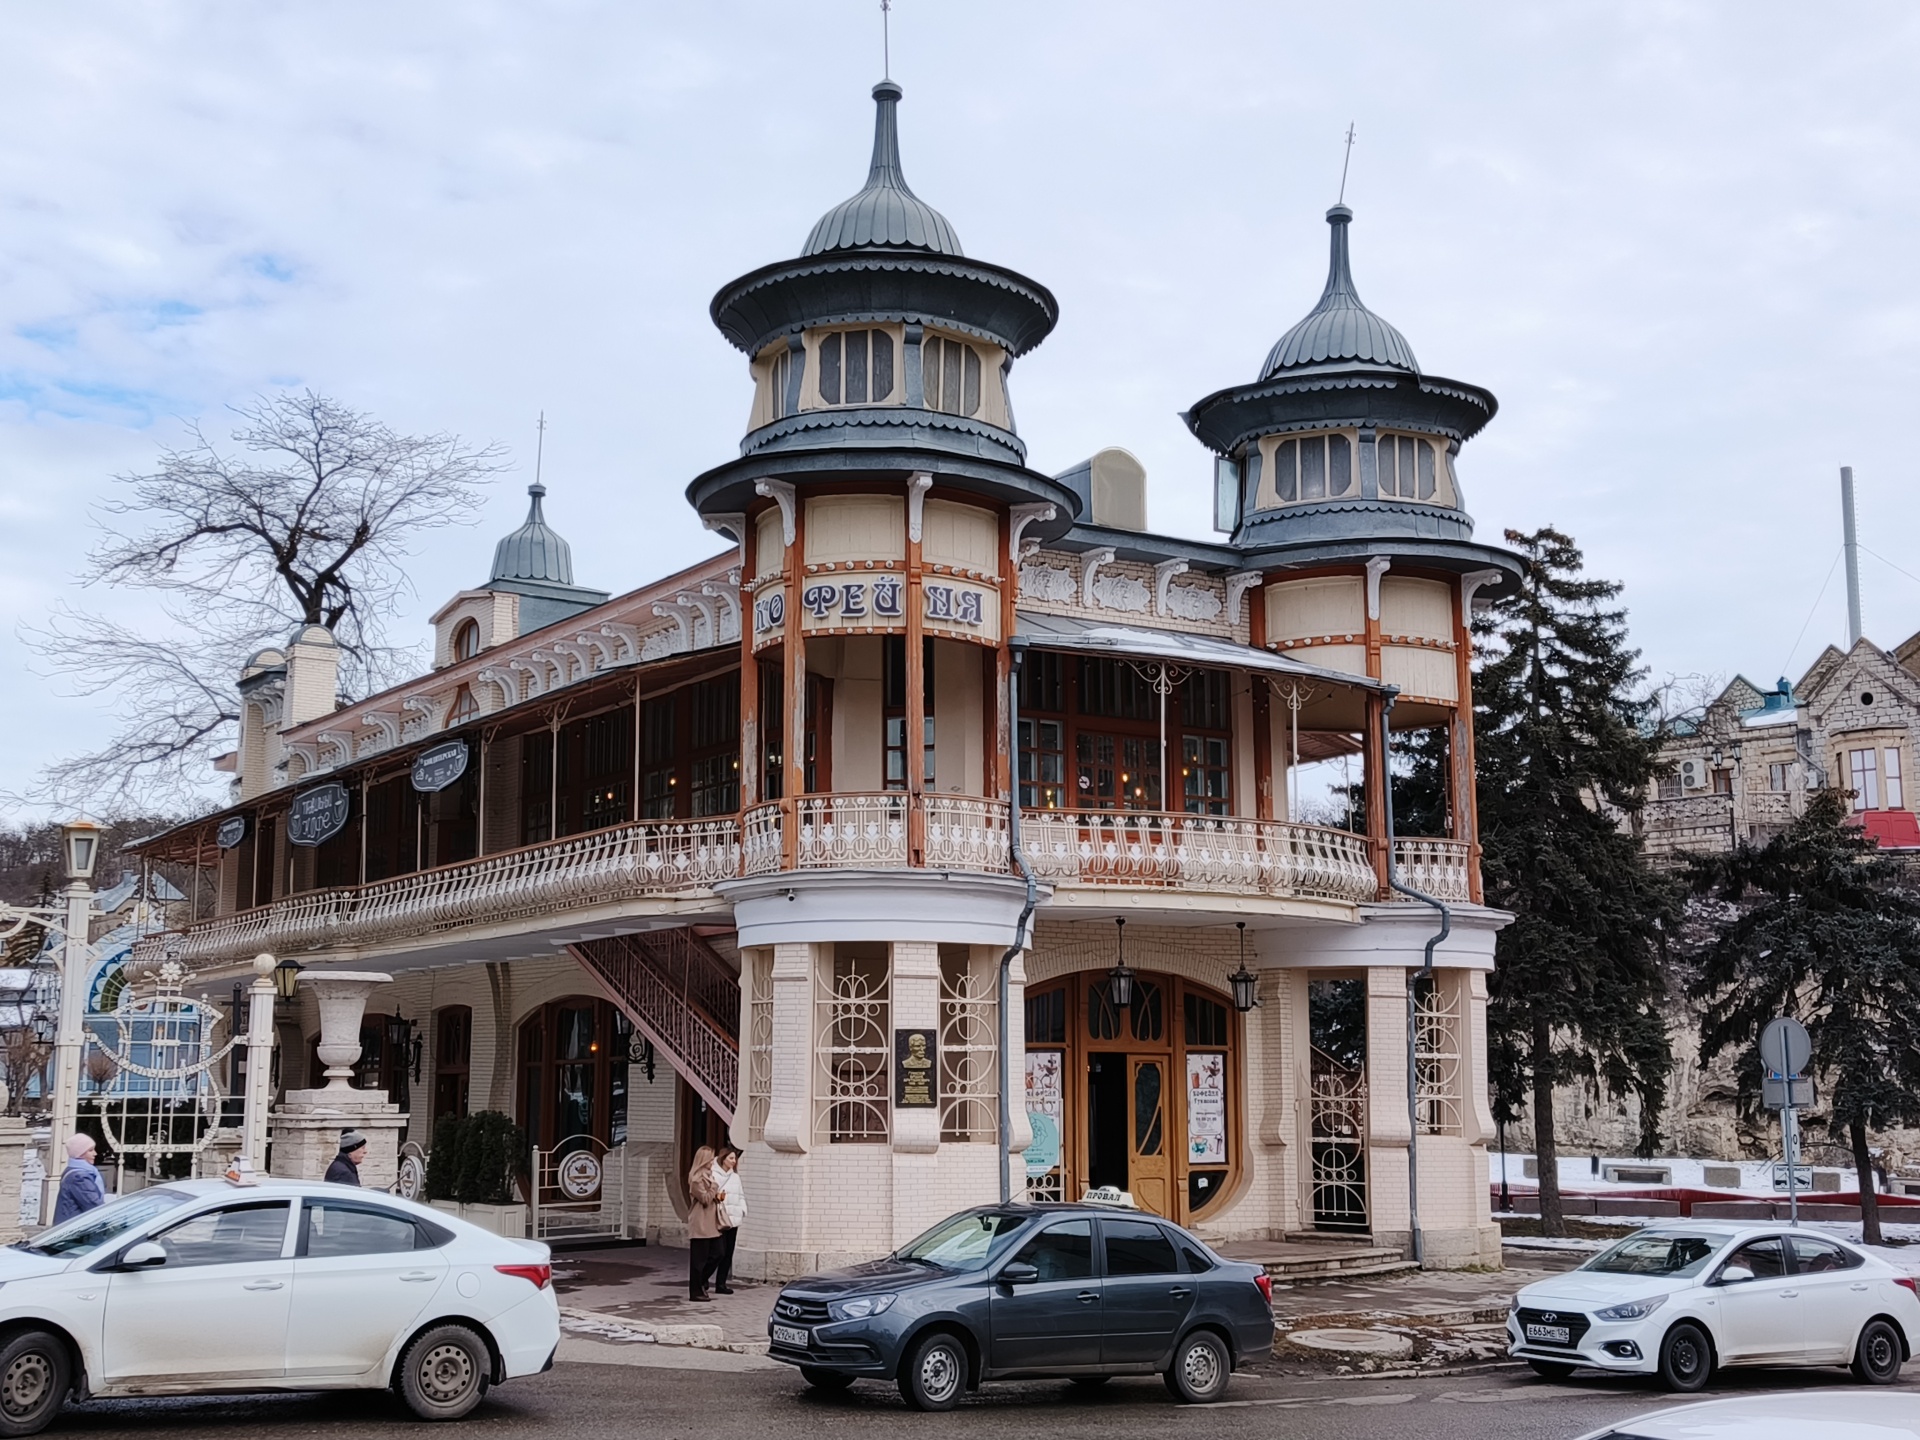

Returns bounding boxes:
[48,821,102,1183]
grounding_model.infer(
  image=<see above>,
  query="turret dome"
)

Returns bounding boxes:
[803,81,962,258]
[491,483,574,586]
[1260,205,1418,378]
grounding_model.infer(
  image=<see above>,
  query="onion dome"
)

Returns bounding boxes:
[1261,206,1419,377]
[803,81,962,257]
[491,483,574,586]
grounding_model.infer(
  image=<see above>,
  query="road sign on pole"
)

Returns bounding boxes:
[1758,1016,1812,1228]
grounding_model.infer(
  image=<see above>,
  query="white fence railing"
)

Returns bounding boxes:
[1391,837,1474,902]
[1022,810,1379,903]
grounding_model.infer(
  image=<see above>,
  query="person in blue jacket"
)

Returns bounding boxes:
[52,1133,105,1224]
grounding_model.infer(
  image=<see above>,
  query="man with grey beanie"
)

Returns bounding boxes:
[325,1130,367,1185]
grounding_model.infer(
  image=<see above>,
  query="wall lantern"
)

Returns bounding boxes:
[1107,917,1135,1009]
[1229,921,1260,1014]
[272,957,305,1003]
[29,1010,53,1046]
[386,1011,424,1083]
[62,819,102,883]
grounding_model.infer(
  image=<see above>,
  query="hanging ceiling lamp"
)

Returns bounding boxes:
[1229,921,1259,1013]
[1107,917,1135,1008]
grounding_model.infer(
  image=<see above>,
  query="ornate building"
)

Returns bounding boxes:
[132,80,1523,1271]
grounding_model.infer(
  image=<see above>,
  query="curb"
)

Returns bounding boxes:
[559,1305,729,1350]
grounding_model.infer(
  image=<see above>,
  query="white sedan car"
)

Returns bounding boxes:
[0,1177,559,1436]
[1571,1391,1920,1439]
[1511,1222,1920,1392]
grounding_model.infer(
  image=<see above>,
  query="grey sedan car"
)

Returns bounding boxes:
[766,1203,1275,1410]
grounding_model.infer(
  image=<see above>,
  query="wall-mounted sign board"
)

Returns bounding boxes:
[411,740,470,794]
[287,783,351,847]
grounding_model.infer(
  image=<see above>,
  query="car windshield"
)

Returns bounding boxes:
[895,1212,1028,1273]
[1580,1232,1723,1278]
[16,1187,194,1257]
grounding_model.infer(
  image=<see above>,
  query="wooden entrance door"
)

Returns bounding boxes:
[1127,1055,1172,1216]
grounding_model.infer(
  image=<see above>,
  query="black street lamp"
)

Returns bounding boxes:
[1228,921,1259,1013]
[1106,917,1135,1009]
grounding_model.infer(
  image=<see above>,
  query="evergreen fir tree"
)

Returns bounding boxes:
[1690,788,1920,1244]
[1472,527,1677,1235]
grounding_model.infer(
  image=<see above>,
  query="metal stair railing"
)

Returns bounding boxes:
[571,928,739,1122]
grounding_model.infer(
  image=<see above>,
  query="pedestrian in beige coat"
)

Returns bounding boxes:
[687,1145,722,1301]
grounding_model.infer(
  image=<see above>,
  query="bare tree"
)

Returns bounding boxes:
[24,392,505,810]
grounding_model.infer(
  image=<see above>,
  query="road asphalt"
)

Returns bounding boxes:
[43,1347,1920,1439]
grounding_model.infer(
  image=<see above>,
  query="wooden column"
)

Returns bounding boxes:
[993,510,1014,805]
[1363,690,1391,898]
[739,517,761,810]
[905,497,927,866]
[1451,581,1484,904]
[1248,578,1273,821]
[782,502,806,870]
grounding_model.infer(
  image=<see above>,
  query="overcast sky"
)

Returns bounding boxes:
[4,2,1919,818]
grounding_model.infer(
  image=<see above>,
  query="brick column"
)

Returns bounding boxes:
[1364,964,1412,1251]
[890,941,941,1246]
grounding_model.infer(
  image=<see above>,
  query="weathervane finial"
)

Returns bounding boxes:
[882,0,892,80]
[1338,122,1357,206]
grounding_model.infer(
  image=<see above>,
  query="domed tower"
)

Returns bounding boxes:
[689,80,1077,819]
[1186,205,1522,899]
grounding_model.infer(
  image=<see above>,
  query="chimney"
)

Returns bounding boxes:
[283,624,341,727]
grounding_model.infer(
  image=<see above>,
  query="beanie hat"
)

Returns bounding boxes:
[65,1133,94,1159]
[338,1130,368,1153]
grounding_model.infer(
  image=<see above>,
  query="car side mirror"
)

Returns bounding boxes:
[1716,1263,1754,1285]
[999,1262,1039,1286]
[118,1241,166,1270]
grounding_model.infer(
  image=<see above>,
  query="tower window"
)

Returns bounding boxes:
[1271,432,1352,503]
[769,347,793,419]
[1376,433,1439,501]
[921,336,982,418]
[817,329,895,406]
[452,619,481,662]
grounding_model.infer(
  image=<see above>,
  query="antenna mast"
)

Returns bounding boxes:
[1842,465,1862,646]
[882,0,892,80]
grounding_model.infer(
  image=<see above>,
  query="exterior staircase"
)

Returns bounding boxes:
[1216,1233,1419,1282]
[570,928,739,1121]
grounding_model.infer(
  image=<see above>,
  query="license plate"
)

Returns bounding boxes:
[1525,1324,1571,1345]
[772,1324,810,1348]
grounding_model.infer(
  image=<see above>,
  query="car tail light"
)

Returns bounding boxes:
[497,1263,552,1290]
[1255,1273,1273,1307]
[1895,1277,1918,1298]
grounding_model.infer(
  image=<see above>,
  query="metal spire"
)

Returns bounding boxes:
[534,412,547,490]
[882,0,891,80]
[1338,123,1357,205]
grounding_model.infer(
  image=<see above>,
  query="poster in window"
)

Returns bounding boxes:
[1023,1051,1063,1177]
[1186,1052,1227,1166]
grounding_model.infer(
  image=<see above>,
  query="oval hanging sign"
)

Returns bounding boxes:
[411,740,470,794]
[215,815,249,850]
[287,783,352,847]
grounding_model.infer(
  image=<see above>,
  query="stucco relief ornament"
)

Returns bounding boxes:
[1163,584,1223,621]
[1089,574,1150,613]
[1018,559,1076,603]
[639,630,675,662]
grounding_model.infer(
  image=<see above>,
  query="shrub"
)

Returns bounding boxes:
[425,1111,526,1205]
[423,1114,467,1202]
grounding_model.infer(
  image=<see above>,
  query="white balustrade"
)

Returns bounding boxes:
[922,794,1012,874]
[1021,809,1378,903]
[1391,837,1474,902]
[794,793,910,869]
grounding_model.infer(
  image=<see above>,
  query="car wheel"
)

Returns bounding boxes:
[1526,1359,1576,1381]
[0,1330,68,1439]
[1852,1319,1905,1384]
[1657,1322,1713,1393]
[898,1331,967,1412]
[1164,1330,1232,1404]
[801,1366,856,1392]
[398,1323,490,1422]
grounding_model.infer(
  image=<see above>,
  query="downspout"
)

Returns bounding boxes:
[1378,691,1451,1267]
[999,646,1040,1204]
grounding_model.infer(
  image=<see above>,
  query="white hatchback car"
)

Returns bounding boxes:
[0,1177,559,1436]
[1571,1391,1920,1439]
[1510,1223,1920,1392]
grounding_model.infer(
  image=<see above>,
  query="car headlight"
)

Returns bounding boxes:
[828,1294,897,1322]
[1594,1296,1667,1322]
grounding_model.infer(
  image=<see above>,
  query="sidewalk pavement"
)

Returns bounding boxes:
[550,1239,1578,1354]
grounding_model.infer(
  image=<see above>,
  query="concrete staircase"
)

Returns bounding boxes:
[1218,1233,1420,1282]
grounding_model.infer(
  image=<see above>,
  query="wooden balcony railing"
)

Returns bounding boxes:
[1021,809,1379,903]
[1391,836,1474,903]
[137,793,1467,972]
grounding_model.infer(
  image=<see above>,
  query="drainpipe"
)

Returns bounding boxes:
[1378,691,1451,1267]
[999,647,1040,1205]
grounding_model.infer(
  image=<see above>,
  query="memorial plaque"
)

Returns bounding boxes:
[894,1028,938,1108]
[287,782,352,847]
[411,739,470,793]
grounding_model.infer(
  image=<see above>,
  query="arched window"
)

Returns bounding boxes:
[453,619,481,661]
[517,997,632,1159]
[922,334,981,417]
[446,686,479,728]
[817,328,896,405]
